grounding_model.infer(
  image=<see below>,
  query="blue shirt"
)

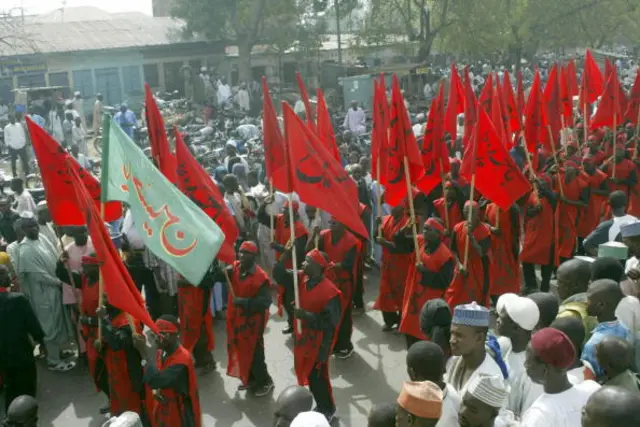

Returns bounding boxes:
[581,320,632,376]
[114,110,137,138]
[28,114,46,128]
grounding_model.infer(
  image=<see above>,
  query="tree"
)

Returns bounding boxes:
[0,10,36,56]
[171,0,301,82]
[358,0,454,60]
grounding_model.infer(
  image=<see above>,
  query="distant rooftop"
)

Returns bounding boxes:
[27,6,151,23]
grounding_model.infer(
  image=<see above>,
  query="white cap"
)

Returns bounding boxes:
[467,375,510,408]
[496,293,540,331]
[290,411,330,427]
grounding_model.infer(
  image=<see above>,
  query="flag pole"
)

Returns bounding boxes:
[547,125,565,197]
[613,114,618,179]
[463,175,476,270]
[269,180,275,242]
[403,157,421,265]
[439,158,450,230]
[59,235,82,316]
[223,269,236,298]
[287,194,302,334]
[376,157,383,238]
[314,213,321,249]
[98,203,105,341]
[523,143,541,205]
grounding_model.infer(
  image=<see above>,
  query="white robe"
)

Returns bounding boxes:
[498,336,543,417]
[445,353,505,398]
[520,381,600,427]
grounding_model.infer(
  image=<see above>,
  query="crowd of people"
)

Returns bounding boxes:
[2,53,640,427]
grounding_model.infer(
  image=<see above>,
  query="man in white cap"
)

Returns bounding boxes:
[73,91,86,128]
[459,375,515,427]
[413,113,426,137]
[445,302,507,397]
[290,411,331,427]
[496,293,543,417]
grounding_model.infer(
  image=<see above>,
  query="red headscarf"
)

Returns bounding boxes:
[424,218,445,236]
[239,241,259,254]
[156,319,179,334]
[306,249,329,269]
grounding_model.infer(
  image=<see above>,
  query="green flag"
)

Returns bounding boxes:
[101,117,224,285]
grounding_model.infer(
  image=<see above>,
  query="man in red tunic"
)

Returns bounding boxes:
[310,219,360,359]
[273,249,342,423]
[556,161,588,262]
[226,241,274,396]
[484,201,521,302]
[77,254,109,410]
[177,274,215,373]
[96,304,145,418]
[446,201,492,308]
[374,204,412,331]
[577,157,609,254]
[142,315,202,427]
[397,218,455,349]
[433,182,464,233]
[602,144,637,209]
[583,135,607,166]
[257,198,308,334]
[521,174,558,293]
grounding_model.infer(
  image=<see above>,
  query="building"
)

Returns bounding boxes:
[0,7,225,110]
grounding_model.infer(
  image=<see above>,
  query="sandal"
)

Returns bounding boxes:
[47,361,76,372]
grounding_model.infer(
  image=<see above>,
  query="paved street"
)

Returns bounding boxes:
[32,270,409,427]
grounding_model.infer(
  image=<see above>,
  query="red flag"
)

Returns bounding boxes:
[463,66,478,147]
[371,78,390,184]
[491,86,507,146]
[261,77,291,192]
[145,84,177,182]
[174,130,237,264]
[566,60,579,96]
[524,71,548,154]
[417,83,448,195]
[560,65,575,127]
[281,104,367,237]
[26,117,121,226]
[66,160,158,333]
[605,59,614,80]
[544,64,562,142]
[385,75,425,206]
[444,63,465,141]
[591,66,623,129]
[315,88,341,163]
[579,50,605,107]
[516,71,526,120]
[625,70,640,124]
[460,108,532,209]
[478,72,493,113]
[494,77,512,141]
[296,72,316,132]
[605,60,629,115]
[503,71,521,132]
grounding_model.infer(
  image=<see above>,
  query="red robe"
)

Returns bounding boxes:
[152,345,202,427]
[556,173,586,259]
[178,286,214,353]
[226,262,270,385]
[80,276,103,392]
[484,203,521,297]
[399,236,454,339]
[320,229,360,313]
[445,221,491,308]
[577,169,608,238]
[521,191,557,266]
[374,214,412,312]
[294,273,341,385]
[274,214,308,315]
[433,198,463,232]
[582,148,607,166]
[604,158,635,197]
[105,313,144,416]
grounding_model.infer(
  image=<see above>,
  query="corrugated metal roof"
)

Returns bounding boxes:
[4,17,196,56]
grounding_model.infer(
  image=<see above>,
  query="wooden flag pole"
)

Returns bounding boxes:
[613,114,618,179]
[634,109,640,160]
[463,175,476,270]
[58,235,82,316]
[223,269,236,298]
[98,203,105,341]
[376,157,383,238]
[439,158,450,230]
[287,194,302,334]
[495,208,500,229]
[583,103,588,150]
[403,157,421,265]
[314,214,321,249]
[269,180,275,242]
[547,125,565,198]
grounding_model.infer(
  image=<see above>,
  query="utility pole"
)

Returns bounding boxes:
[335,0,343,67]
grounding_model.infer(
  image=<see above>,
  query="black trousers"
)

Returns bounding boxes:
[382,311,401,327]
[283,287,294,329]
[9,147,29,177]
[334,306,353,352]
[352,266,365,310]
[248,337,272,386]
[405,334,421,350]
[3,362,37,412]
[308,362,334,416]
[522,263,554,293]
[192,321,214,367]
